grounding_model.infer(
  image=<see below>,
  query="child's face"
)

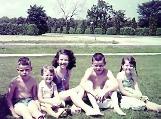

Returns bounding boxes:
[17,65,32,78]
[42,69,54,84]
[122,60,134,74]
[92,59,105,75]
[58,54,69,69]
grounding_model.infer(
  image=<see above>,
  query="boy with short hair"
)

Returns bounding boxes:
[80,53,126,115]
[6,57,44,119]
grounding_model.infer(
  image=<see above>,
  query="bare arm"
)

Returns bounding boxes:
[80,68,97,97]
[53,83,59,97]
[103,70,118,97]
[6,80,19,117]
[117,72,141,98]
[32,79,38,100]
[132,71,142,96]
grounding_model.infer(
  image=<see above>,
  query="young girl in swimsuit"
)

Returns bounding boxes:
[52,49,76,92]
[117,56,161,112]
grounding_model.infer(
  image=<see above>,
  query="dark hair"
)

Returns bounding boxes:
[120,56,138,75]
[41,65,55,76]
[17,57,31,66]
[52,49,76,70]
[92,53,106,64]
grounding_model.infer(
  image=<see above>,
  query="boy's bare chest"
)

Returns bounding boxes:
[90,75,107,89]
[16,80,34,92]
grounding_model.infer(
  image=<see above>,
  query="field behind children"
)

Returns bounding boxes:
[0,34,161,119]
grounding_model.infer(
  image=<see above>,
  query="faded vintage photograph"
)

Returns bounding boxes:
[0,0,161,119]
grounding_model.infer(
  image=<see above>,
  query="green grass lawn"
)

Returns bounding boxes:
[1,45,161,54]
[1,54,161,119]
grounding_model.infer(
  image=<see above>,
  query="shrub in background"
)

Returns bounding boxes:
[106,27,117,35]
[120,27,135,35]
[135,28,149,36]
[69,28,76,34]
[85,28,91,34]
[156,28,161,36]
[94,28,102,34]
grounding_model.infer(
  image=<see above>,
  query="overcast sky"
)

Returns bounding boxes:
[0,0,149,21]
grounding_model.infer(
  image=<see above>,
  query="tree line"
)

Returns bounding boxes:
[0,0,161,36]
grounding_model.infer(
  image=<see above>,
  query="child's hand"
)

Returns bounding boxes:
[96,92,105,102]
[140,95,149,102]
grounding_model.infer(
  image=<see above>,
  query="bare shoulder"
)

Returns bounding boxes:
[8,76,21,88]
[39,80,44,86]
[10,76,20,84]
[117,72,122,77]
[116,72,124,80]
[107,69,112,74]
[29,76,37,84]
[80,67,93,83]
[106,69,113,76]
[68,69,72,76]
[85,67,93,73]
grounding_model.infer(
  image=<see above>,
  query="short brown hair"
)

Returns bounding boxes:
[17,57,31,66]
[41,65,55,76]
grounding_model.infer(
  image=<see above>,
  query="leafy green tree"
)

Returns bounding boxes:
[17,17,26,25]
[149,14,157,35]
[0,17,10,24]
[112,10,127,35]
[138,0,161,28]
[80,20,87,34]
[87,0,113,32]
[27,4,48,35]
[47,17,57,32]
[131,17,137,29]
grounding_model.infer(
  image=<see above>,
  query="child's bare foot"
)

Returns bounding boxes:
[71,106,81,115]
[114,107,126,116]
[156,105,161,113]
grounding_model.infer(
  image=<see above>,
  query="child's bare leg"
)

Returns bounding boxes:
[111,92,126,115]
[70,104,82,115]
[41,103,65,118]
[28,100,43,119]
[59,90,100,115]
[70,86,87,114]
[61,90,103,116]
[87,93,101,112]
[39,97,62,106]
[74,85,85,98]
[14,103,33,119]
[146,101,161,112]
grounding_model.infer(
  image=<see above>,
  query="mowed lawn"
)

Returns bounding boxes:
[1,45,161,54]
[1,53,161,119]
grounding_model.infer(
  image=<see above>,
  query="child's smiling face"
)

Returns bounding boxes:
[122,60,134,74]
[42,69,54,84]
[58,54,69,69]
[92,59,105,75]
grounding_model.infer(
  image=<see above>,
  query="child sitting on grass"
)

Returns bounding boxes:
[6,57,44,119]
[117,56,161,112]
[80,53,126,116]
[38,65,66,118]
